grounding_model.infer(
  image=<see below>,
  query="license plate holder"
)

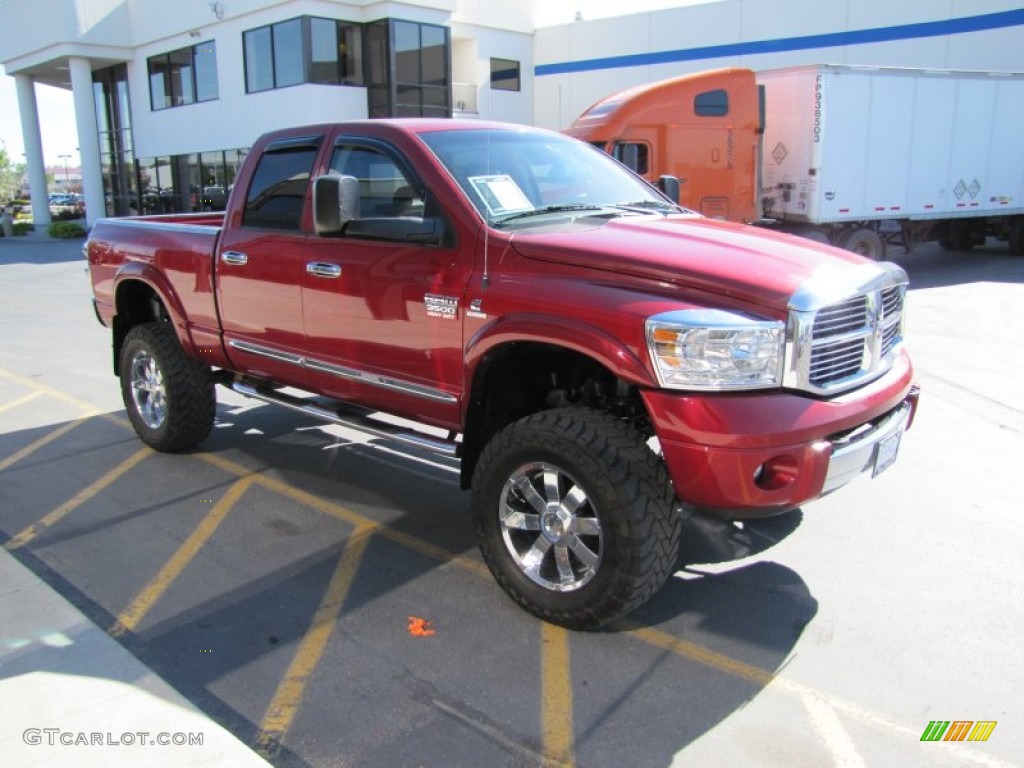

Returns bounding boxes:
[872,429,902,478]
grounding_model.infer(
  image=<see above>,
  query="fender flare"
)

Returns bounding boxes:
[112,262,197,359]
[464,312,656,402]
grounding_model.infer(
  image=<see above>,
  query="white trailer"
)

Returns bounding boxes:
[758,64,1024,257]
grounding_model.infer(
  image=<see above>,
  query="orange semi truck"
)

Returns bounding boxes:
[566,65,1024,260]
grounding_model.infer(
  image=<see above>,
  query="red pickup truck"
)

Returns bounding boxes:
[87,119,918,629]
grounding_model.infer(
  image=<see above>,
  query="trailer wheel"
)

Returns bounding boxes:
[119,322,215,452]
[837,227,885,260]
[471,408,681,629]
[1009,219,1024,256]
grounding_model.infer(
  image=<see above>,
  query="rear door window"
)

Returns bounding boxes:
[242,137,322,229]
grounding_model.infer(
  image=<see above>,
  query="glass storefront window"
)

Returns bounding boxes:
[200,151,229,210]
[94,64,137,217]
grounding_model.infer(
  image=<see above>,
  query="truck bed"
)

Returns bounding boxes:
[88,213,224,366]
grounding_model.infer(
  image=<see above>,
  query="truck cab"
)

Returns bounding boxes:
[565,68,762,223]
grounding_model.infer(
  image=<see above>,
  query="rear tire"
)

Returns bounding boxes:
[119,322,215,452]
[471,408,681,629]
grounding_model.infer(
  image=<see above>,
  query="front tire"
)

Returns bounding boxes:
[471,408,681,629]
[119,322,215,452]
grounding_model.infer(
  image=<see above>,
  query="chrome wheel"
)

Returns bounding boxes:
[499,462,603,592]
[129,349,167,429]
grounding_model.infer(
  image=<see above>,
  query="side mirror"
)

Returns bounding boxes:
[657,175,681,204]
[312,173,360,236]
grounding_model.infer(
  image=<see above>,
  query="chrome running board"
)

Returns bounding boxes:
[230,381,460,459]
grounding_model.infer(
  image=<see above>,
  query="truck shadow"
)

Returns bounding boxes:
[1,407,816,768]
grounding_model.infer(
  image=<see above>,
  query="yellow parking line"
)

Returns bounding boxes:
[0,390,45,414]
[618,621,775,687]
[541,622,575,767]
[199,452,490,578]
[4,446,151,551]
[0,417,90,474]
[255,524,374,758]
[0,373,781,694]
[0,367,103,416]
[110,475,255,638]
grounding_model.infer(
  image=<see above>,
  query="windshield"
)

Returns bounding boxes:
[419,128,679,226]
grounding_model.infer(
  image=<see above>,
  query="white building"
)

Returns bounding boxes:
[2,0,1022,225]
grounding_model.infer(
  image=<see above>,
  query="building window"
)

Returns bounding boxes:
[148,42,218,110]
[94,64,137,217]
[310,17,363,85]
[194,43,219,102]
[273,18,304,88]
[245,16,364,93]
[244,26,274,92]
[389,20,450,118]
[490,58,520,92]
[241,16,449,118]
[134,147,247,216]
[694,88,729,117]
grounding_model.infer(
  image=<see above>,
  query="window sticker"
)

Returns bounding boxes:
[468,175,534,217]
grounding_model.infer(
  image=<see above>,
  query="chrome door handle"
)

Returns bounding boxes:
[221,251,248,265]
[306,262,342,278]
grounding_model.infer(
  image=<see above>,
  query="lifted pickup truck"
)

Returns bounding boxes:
[87,119,918,629]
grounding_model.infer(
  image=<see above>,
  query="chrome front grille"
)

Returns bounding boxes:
[785,262,908,395]
[880,286,903,356]
[814,296,868,336]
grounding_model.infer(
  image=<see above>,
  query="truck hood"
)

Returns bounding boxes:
[510,215,866,312]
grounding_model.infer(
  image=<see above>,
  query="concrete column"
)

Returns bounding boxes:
[69,56,105,227]
[14,74,52,226]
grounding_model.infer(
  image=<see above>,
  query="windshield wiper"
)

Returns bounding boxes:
[495,204,607,225]
[609,200,679,214]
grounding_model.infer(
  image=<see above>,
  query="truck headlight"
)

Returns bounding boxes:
[645,309,785,390]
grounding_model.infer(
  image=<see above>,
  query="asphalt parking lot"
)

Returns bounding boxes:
[1,232,1021,767]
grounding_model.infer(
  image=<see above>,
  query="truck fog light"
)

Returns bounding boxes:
[754,455,798,491]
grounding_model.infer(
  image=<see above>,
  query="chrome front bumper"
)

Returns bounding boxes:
[820,390,917,495]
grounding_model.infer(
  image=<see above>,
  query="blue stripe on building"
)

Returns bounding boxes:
[534,8,1024,76]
